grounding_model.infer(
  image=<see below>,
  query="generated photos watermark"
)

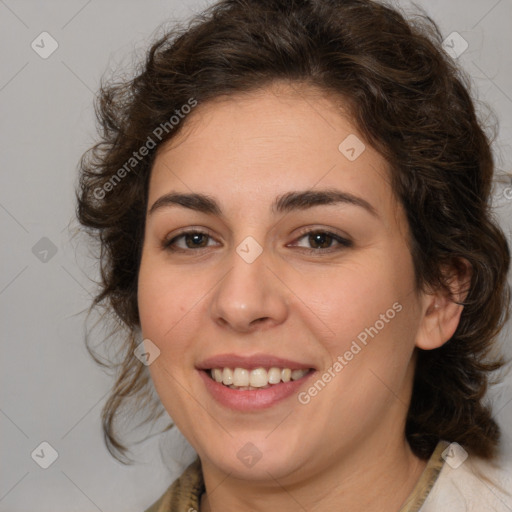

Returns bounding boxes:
[298,301,403,404]
[93,98,198,200]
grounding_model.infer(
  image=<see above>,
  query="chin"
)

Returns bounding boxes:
[198,432,315,482]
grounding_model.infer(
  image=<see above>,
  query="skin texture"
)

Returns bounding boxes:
[137,82,466,512]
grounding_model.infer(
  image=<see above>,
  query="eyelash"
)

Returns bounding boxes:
[162,228,352,254]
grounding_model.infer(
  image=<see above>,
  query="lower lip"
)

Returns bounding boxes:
[198,370,315,411]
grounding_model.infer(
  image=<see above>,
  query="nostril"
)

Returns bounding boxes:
[251,317,269,325]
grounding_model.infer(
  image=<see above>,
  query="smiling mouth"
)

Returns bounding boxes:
[207,367,314,390]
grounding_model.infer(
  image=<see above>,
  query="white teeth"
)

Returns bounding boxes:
[268,367,282,384]
[222,368,233,385]
[209,366,311,388]
[291,369,308,381]
[233,368,249,387]
[249,368,268,387]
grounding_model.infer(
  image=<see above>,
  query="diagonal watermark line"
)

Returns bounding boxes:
[0,0,29,28]
[258,261,336,366]
[60,264,94,298]
[158,363,234,438]
[163,267,233,337]
[367,159,393,189]
[159,159,195,193]
[61,471,104,512]
[265,265,336,336]
[0,62,29,92]
[472,0,503,28]
[368,368,408,408]
[264,410,294,439]
[306,99,336,131]
[0,265,28,296]
[268,163,338,236]
[197,458,232,499]
[61,0,92,29]
[0,202,29,233]
[288,82,337,131]
[493,394,512,418]
[61,60,95,94]
[467,460,512,511]
[61,390,109,439]
[0,472,29,502]
[472,61,512,106]
[0,408,29,438]
[265,470,308,511]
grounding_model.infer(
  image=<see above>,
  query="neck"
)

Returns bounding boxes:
[199,434,427,512]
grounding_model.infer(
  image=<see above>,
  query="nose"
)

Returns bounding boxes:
[209,246,289,333]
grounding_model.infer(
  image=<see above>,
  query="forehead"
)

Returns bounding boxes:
[148,83,396,218]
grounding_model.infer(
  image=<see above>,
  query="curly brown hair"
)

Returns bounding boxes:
[76,0,510,463]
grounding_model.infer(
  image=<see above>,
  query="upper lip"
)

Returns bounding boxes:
[196,353,315,371]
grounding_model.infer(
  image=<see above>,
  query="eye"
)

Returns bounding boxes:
[163,230,219,251]
[162,228,351,253]
[290,229,352,252]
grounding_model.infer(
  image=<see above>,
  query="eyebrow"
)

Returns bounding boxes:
[148,189,378,218]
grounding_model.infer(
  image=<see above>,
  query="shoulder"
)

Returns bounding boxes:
[421,448,512,512]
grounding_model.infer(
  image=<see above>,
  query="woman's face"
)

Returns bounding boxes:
[138,83,430,482]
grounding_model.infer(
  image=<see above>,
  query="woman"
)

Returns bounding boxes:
[76,0,512,510]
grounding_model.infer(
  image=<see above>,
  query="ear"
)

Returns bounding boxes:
[415,259,472,350]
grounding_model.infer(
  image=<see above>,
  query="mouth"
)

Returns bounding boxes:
[207,366,313,390]
[196,354,316,410]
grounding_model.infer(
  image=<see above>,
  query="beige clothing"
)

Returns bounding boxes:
[145,441,511,511]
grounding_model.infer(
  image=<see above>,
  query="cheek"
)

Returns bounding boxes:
[291,250,422,429]
[137,263,198,383]
[137,259,203,423]
[138,254,200,337]
[291,253,414,355]
[300,255,420,409]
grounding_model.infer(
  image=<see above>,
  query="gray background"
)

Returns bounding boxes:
[1,1,511,511]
